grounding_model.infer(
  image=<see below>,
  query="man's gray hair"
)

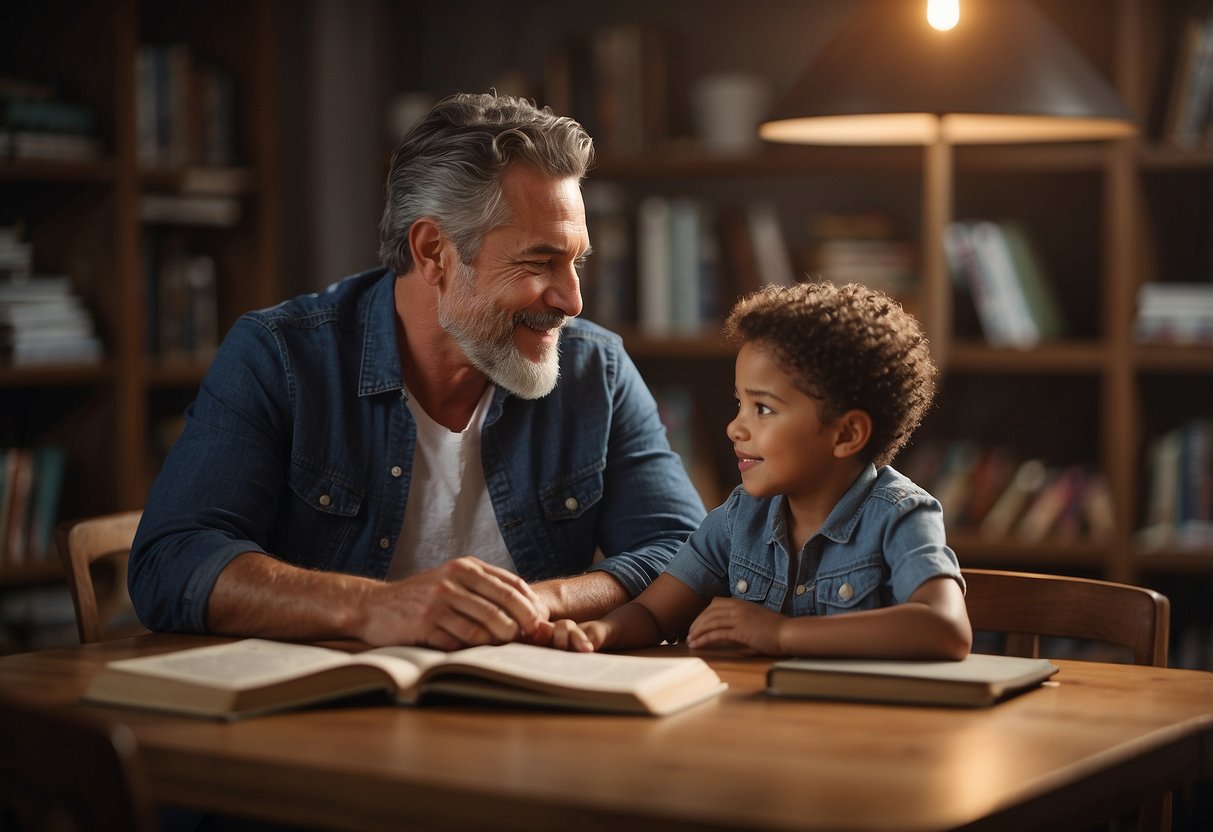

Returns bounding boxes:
[378,93,595,274]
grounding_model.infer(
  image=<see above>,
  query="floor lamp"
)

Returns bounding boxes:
[758,0,1136,363]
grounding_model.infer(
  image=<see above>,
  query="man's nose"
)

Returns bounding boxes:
[545,262,583,318]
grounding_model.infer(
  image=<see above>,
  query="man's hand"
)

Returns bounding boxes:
[686,597,785,654]
[357,557,550,649]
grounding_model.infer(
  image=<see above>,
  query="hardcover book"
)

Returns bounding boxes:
[766,653,1058,707]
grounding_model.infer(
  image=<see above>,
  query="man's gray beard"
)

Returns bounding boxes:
[438,264,564,400]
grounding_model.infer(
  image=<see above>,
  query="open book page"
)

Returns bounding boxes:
[372,642,712,694]
[100,639,425,691]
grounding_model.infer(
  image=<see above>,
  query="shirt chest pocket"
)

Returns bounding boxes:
[539,460,604,522]
[813,561,884,615]
[727,560,777,606]
[289,460,363,517]
[287,459,364,569]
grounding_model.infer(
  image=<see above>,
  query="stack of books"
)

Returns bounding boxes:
[1134,282,1213,346]
[0,276,103,367]
[0,78,103,163]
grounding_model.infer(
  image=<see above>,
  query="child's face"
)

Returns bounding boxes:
[727,342,840,500]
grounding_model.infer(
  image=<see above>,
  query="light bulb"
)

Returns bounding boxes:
[927,0,960,31]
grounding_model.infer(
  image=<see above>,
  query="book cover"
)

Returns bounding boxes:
[766,653,1058,707]
[637,195,672,334]
[83,639,728,720]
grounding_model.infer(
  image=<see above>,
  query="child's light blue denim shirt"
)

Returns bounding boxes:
[663,464,963,615]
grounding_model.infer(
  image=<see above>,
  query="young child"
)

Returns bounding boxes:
[546,281,971,659]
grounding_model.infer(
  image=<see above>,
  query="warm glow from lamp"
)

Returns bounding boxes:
[927,0,959,31]
[758,0,1135,147]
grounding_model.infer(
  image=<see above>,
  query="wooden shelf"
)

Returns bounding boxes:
[946,341,1108,374]
[0,159,118,184]
[1132,344,1213,372]
[0,362,115,387]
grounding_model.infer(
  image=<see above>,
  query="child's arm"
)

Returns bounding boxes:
[546,573,709,652]
[686,575,971,660]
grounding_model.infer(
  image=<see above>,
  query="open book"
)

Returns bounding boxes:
[766,653,1058,707]
[83,639,728,720]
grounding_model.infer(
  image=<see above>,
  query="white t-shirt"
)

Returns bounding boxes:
[386,385,517,579]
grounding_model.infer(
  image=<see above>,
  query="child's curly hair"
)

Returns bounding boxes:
[724,281,936,467]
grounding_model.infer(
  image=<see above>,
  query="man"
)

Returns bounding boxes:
[128,93,706,649]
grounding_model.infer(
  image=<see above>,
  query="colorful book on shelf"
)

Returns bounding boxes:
[766,653,1059,708]
[979,458,1050,540]
[945,221,1041,348]
[83,639,728,720]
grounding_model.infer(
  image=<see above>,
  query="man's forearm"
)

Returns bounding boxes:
[532,570,631,622]
[207,551,374,641]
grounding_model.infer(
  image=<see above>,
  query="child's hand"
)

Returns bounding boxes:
[546,619,611,652]
[686,597,785,654]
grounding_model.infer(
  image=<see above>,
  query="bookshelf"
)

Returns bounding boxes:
[392,0,1212,593]
[0,0,278,605]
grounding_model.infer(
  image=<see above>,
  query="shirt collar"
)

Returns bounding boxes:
[357,269,406,397]
[817,463,880,543]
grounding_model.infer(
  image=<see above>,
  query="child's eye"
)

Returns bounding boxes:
[755,403,773,416]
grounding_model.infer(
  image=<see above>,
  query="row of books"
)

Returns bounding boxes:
[582,188,798,335]
[142,230,219,361]
[1161,13,1213,148]
[1134,282,1213,346]
[943,220,1065,348]
[543,23,667,158]
[1138,419,1213,553]
[0,276,103,367]
[0,446,66,569]
[899,441,1115,544]
[136,43,238,169]
[0,75,103,163]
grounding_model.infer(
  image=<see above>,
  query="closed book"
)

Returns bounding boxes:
[84,639,728,720]
[766,653,1058,708]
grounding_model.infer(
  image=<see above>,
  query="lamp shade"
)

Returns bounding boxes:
[760,0,1136,145]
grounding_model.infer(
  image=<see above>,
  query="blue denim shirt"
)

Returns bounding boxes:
[129,267,707,633]
[664,464,962,615]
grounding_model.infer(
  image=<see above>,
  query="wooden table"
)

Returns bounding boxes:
[1,635,1211,832]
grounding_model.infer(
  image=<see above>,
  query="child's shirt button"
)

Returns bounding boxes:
[735,579,749,593]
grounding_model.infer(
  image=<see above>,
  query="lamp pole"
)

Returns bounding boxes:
[921,132,953,369]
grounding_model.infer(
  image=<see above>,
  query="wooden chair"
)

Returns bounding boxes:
[961,567,1169,666]
[961,567,1171,832]
[0,695,157,831]
[55,510,145,644]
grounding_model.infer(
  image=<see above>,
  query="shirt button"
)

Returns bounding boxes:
[378,537,391,549]
[318,494,332,507]
[795,584,806,596]
[735,579,749,593]
[564,497,579,511]
[838,582,854,601]
[390,465,403,478]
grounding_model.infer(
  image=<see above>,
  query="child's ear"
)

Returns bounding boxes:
[408,217,447,286]
[833,409,873,459]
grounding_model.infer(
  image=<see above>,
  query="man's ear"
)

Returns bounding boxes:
[833,409,873,459]
[408,218,446,286]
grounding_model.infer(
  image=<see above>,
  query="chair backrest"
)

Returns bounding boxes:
[961,568,1170,667]
[55,510,145,644]
[0,695,157,832]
